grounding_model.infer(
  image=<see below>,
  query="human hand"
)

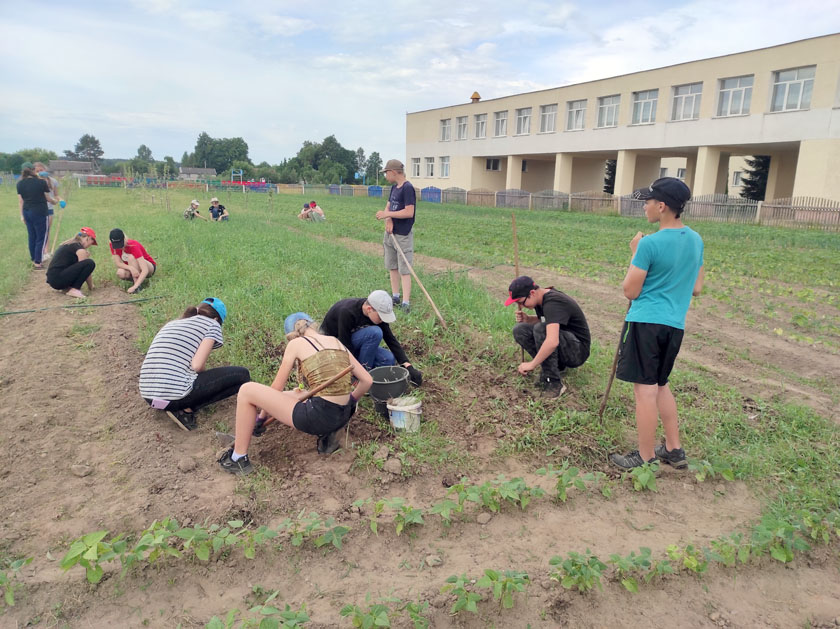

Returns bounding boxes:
[517,361,535,376]
[375,210,389,220]
[514,309,526,323]
[630,231,644,253]
[385,218,394,234]
[405,364,422,386]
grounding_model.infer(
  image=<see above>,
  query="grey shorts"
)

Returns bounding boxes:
[383,231,414,275]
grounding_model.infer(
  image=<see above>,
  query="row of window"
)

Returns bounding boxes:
[409,156,527,178]
[439,66,815,140]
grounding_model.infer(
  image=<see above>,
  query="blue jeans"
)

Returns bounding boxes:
[23,209,48,264]
[351,326,395,369]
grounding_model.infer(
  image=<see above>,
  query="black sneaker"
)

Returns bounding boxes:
[400,302,411,314]
[252,419,267,437]
[539,377,567,398]
[654,444,687,469]
[392,294,400,305]
[166,409,196,431]
[609,450,656,470]
[317,429,344,455]
[218,448,254,475]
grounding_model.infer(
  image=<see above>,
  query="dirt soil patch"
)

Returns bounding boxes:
[3,272,840,627]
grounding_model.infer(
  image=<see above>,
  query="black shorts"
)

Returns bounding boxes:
[292,397,351,436]
[615,322,684,386]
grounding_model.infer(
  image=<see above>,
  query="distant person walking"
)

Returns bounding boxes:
[46,227,97,298]
[375,159,416,313]
[17,162,59,269]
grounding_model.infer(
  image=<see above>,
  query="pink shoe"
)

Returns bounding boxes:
[66,288,85,298]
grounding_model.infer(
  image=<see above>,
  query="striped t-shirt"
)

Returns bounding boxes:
[139,315,224,400]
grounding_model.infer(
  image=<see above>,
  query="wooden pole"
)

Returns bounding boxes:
[598,301,631,421]
[512,213,524,362]
[390,233,447,329]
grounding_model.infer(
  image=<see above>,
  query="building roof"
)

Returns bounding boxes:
[179,167,217,175]
[49,160,93,171]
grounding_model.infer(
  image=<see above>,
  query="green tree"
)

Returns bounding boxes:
[603,159,616,194]
[136,144,153,162]
[162,156,177,179]
[740,155,770,200]
[180,151,192,168]
[193,132,250,173]
[354,147,367,181]
[69,134,104,170]
[365,151,382,185]
[7,153,25,173]
[17,148,59,165]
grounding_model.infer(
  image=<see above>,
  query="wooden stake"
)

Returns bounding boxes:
[512,213,524,362]
[390,233,447,329]
[598,301,631,421]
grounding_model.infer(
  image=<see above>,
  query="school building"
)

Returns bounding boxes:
[405,33,840,202]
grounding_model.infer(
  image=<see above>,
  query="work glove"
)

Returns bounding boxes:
[406,365,423,387]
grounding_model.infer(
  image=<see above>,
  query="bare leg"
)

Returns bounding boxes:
[389,269,401,296]
[128,258,153,294]
[400,273,412,303]
[657,384,681,450]
[633,383,659,461]
[233,383,299,455]
[116,268,132,281]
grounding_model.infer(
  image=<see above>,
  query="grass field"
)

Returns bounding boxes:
[1,184,839,627]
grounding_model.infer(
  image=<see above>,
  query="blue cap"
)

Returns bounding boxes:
[202,297,227,323]
[284,312,312,334]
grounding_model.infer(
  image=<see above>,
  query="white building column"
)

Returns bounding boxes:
[684,154,697,191]
[693,146,722,196]
[792,139,840,202]
[614,150,638,197]
[506,155,523,190]
[553,153,573,192]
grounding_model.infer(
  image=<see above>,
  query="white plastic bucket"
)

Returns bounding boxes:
[386,396,422,432]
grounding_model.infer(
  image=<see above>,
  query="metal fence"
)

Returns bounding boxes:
[619,193,761,223]
[497,188,530,208]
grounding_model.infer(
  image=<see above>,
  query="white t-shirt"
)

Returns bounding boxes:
[139,315,223,400]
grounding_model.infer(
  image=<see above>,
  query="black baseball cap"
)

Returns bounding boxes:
[504,276,538,306]
[109,228,125,248]
[632,177,692,211]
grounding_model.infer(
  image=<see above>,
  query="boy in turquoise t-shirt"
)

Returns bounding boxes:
[609,177,705,470]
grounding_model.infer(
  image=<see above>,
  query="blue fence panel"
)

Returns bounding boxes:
[420,186,441,203]
[368,185,383,198]
[329,184,340,195]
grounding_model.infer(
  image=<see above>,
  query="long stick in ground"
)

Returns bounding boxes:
[598,301,631,420]
[390,233,448,329]
[512,213,524,362]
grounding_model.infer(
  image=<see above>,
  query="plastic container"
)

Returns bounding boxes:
[386,396,422,432]
[369,365,409,401]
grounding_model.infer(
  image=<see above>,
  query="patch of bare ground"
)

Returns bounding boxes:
[3,271,839,627]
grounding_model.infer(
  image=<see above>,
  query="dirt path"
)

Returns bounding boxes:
[331,235,840,421]
[3,273,840,627]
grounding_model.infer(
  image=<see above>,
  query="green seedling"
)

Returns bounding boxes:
[441,573,481,615]
[666,544,708,574]
[1,557,32,607]
[428,499,461,526]
[607,547,652,592]
[688,459,735,482]
[549,549,607,593]
[750,515,811,563]
[339,601,391,628]
[60,530,121,584]
[313,521,350,550]
[474,569,530,609]
[643,559,675,584]
[400,600,430,629]
[625,461,659,492]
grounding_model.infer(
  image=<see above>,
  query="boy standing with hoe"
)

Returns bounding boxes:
[609,177,704,470]
[375,159,416,313]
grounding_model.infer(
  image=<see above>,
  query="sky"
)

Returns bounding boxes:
[1,1,839,166]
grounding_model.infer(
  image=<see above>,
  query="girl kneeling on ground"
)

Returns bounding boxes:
[139,298,250,431]
[46,227,97,298]
[219,312,372,475]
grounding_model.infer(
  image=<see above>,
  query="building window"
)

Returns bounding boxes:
[474,114,487,139]
[771,66,815,112]
[411,158,420,178]
[521,160,528,173]
[539,104,557,133]
[494,111,507,137]
[486,158,501,171]
[440,156,450,178]
[632,89,658,125]
[660,167,668,178]
[425,157,434,177]
[439,119,451,141]
[515,107,531,135]
[597,95,620,128]
[455,116,468,140]
[676,168,686,179]
[717,75,753,116]
[732,171,742,186]
[672,83,702,120]
[566,99,586,130]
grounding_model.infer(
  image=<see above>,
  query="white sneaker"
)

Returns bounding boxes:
[42,253,52,261]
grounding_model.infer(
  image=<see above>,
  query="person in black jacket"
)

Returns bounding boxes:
[320,290,421,385]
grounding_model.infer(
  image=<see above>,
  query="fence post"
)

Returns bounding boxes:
[755,200,763,225]
[528,193,533,210]
[494,191,498,208]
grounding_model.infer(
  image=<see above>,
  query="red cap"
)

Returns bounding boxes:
[80,227,97,245]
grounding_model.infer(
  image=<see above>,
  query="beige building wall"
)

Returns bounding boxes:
[406,34,840,201]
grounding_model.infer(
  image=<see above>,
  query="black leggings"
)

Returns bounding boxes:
[47,259,96,290]
[162,366,250,412]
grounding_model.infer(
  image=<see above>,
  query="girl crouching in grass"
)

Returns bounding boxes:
[218,312,372,475]
[46,227,97,298]
[139,298,250,431]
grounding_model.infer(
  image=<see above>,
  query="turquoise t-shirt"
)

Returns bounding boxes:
[626,226,704,330]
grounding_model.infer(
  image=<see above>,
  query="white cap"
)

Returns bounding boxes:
[210,197,219,202]
[367,290,396,323]
[190,199,199,206]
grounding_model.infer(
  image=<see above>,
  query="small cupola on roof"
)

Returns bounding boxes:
[470,92,481,103]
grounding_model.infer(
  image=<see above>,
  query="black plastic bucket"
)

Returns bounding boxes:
[369,365,409,401]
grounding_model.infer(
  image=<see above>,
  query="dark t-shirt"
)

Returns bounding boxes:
[321,297,409,365]
[535,289,591,351]
[388,181,416,236]
[209,204,226,219]
[17,177,50,215]
[46,242,84,282]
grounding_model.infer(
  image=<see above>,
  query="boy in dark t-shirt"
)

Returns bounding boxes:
[505,276,591,397]
[375,159,416,313]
